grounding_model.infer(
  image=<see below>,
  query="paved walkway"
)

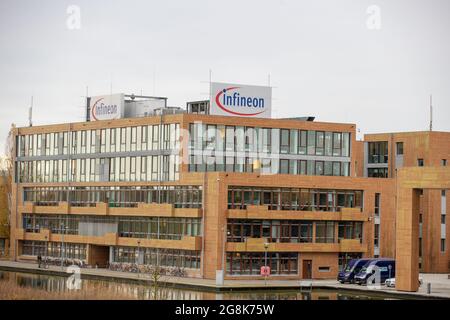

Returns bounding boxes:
[0,260,449,299]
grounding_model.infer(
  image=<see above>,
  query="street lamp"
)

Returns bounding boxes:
[137,240,141,277]
[44,235,48,265]
[264,242,269,286]
[60,222,67,270]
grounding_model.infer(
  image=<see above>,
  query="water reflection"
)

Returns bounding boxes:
[0,271,387,300]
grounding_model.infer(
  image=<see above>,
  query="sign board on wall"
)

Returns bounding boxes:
[90,93,125,121]
[210,82,272,118]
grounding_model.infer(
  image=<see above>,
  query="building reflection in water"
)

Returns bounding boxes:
[0,271,384,300]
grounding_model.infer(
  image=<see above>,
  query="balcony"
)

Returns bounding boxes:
[226,237,366,253]
[16,228,202,251]
[117,236,202,251]
[339,239,367,252]
[19,201,202,218]
[228,205,367,221]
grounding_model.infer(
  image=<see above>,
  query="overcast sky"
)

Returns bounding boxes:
[1,0,449,154]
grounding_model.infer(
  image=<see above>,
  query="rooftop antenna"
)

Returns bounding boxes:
[209,69,212,102]
[110,75,113,96]
[429,95,433,131]
[28,96,33,127]
[153,67,156,95]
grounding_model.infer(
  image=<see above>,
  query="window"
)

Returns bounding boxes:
[442,215,446,224]
[307,131,315,155]
[298,130,307,154]
[315,161,324,176]
[368,168,388,178]
[280,129,289,154]
[280,159,289,174]
[226,252,297,275]
[442,159,447,166]
[342,133,350,157]
[332,132,342,156]
[368,141,388,164]
[318,266,330,272]
[396,142,404,155]
[374,224,380,247]
[441,239,446,252]
[316,131,325,156]
[315,222,335,243]
[332,162,341,176]
[374,193,380,216]
[289,129,298,154]
[338,222,363,242]
[225,126,235,151]
[418,159,424,167]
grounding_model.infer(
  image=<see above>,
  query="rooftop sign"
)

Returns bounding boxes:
[210,82,272,118]
[90,93,124,121]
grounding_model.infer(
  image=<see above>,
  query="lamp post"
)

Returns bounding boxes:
[60,222,67,270]
[137,240,141,278]
[264,242,269,286]
[44,235,48,267]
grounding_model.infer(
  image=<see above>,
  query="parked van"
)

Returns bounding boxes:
[354,258,395,285]
[337,258,372,283]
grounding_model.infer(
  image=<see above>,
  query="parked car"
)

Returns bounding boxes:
[354,258,395,285]
[385,277,423,288]
[385,278,395,287]
[337,258,372,284]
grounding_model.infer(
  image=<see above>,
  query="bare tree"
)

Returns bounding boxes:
[0,125,15,255]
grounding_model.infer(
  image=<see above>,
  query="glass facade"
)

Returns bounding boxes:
[228,186,363,211]
[23,185,202,208]
[227,220,313,243]
[226,252,298,275]
[227,220,362,244]
[188,123,351,176]
[23,214,202,239]
[21,240,87,260]
[112,247,200,269]
[16,124,180,183]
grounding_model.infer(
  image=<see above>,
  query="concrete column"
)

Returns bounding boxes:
[396,188,420,292]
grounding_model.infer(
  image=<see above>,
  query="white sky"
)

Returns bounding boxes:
[1,0,449,154]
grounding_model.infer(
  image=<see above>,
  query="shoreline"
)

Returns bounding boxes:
[0,260,448,300]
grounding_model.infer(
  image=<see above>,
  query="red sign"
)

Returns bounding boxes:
[260,266,270,276]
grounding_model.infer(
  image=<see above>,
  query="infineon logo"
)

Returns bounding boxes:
[210,82,272,118]
[89,93,124,121]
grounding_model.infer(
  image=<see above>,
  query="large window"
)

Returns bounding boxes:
[112,247,201,269]
[368,141,388,164]
[227,220,313,243]
[24,185,203,208]
[368,167,388,178]
[186,125,352,177]
[226,252,298,275]
[22,241,87,260]
[23,214,202,240]
[315,222,335,243]
[228,186,363,212]
[338,222,363,243]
